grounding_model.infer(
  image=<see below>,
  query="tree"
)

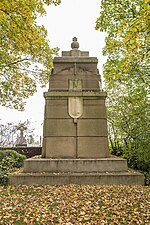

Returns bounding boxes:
[96,0,150,163]
[0,0,61,110]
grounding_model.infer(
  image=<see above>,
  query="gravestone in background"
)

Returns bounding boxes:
[9,38,145,185]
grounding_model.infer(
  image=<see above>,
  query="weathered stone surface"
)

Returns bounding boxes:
[77,137,110,158]
[45,100,69,119]
[24,158,128,173]
[77,119,108,136]
[62,51,89,57]
[44,119,76,136]
[44,137,76,158]
[9,171,145,185]
[49,74,100,91]
[53,57,98,63]
[82,99,106,119]
[44,91,107,97]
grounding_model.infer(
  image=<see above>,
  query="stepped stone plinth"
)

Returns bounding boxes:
[9,38,144,185]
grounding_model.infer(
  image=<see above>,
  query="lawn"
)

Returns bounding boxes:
[0,184,149,224]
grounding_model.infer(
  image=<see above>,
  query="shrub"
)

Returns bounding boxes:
[128,159,150,186]
[110,144,150,186]
[0,171,9,185]
[0,150,26,171]
[0,150,26,185]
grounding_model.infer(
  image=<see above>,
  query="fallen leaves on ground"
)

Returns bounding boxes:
[0,184,149,224]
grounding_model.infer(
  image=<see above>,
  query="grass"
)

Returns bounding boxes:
[0,184,149,224]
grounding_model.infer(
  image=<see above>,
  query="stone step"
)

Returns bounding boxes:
[9,171,145,185]
[24,157,128,173]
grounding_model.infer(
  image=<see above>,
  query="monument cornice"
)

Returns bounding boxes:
[44,91,107,98]
[53,57,98,63]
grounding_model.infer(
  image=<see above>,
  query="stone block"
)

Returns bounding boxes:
[24,158,128,173]
[9,171,145,185]
[53,57,98,63]
[82,80,100,90]
[81,99,106,118]
[52,63,74,74]
[62,51,89,57]
[78,119,108,136]
[49,77,100,91]
[44,137,76,158]
[49,79,69,91]
[70,49,81,56]
[46,99,67,106]
[76,63,98,74]
[77,137,110,158]
[45,100,69,118]
[44,119,76,136]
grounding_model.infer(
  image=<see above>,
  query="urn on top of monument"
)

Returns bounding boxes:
[62,37,89,57]
[71,37,79,49]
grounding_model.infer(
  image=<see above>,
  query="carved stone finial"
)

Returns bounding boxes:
[71,37,79,49]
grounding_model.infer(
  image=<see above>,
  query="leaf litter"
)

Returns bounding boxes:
[0,184,149,224]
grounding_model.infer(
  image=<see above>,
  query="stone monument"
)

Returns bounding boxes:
[9,38,144,185]
[42,37,110,159]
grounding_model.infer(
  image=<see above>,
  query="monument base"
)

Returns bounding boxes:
[9,156,145,185]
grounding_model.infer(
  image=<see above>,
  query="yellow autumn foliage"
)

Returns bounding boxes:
[0,0,61,110]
